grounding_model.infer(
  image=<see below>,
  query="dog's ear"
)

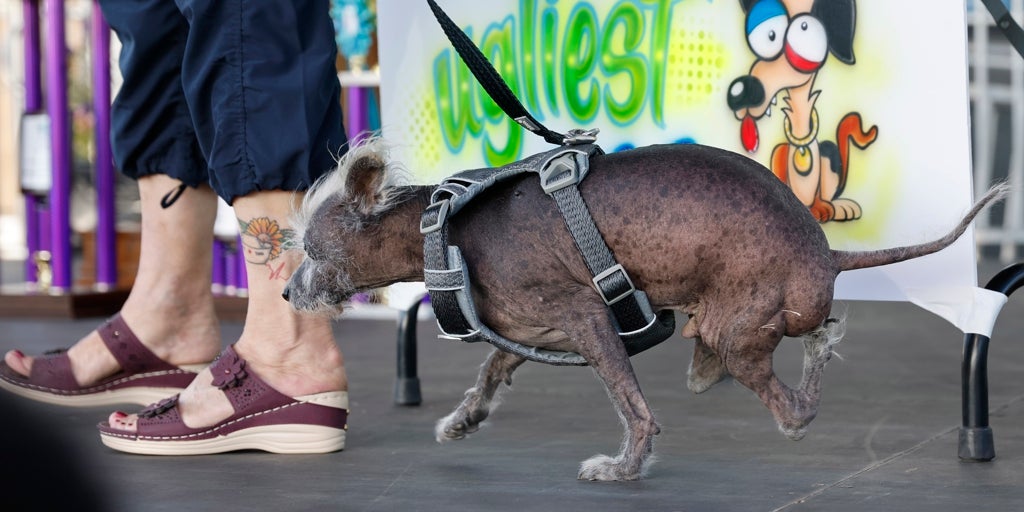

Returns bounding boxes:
[343,154,387,214]
[738,0,757,13]
[812,0,856,64]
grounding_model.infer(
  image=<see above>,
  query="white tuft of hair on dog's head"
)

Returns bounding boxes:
[291,136,411,241]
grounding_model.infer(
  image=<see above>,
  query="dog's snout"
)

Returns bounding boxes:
[727,76,766,111]
[281,286,291,302]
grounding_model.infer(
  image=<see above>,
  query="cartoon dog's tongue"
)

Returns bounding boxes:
[741,115,759,153]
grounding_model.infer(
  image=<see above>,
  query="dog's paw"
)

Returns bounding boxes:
[687,359,729,394]
[577,455,642,481]
[434,410,481,443]
[780,424,808,441]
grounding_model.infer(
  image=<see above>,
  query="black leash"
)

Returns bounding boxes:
[425,0,567,146]
[980,0,1024,59]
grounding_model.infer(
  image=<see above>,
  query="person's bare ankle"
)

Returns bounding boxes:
[233,336,347,398]
[118,290,221,367]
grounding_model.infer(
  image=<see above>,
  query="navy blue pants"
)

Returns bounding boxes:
[99,0,347,204]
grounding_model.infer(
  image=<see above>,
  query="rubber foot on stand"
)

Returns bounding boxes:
[394,377,422,406]
[958,426,995,461]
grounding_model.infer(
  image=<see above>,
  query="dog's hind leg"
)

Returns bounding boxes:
[782,317,844,438]
[722,313,843,440]
[436,348,526,442]
[687,336,729,394]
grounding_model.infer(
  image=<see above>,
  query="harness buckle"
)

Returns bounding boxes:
[592,264,636,306]
[431,182,468,204]
[562,128,600,145]
[420,198,451,234]
[539,153,580,194]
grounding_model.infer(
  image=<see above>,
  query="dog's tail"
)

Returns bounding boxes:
[832,183,1008,272]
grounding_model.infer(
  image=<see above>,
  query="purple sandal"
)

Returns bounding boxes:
[98,345,348,455]
[0,314,205,407]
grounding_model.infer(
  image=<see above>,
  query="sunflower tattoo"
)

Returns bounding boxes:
[239,217,295,266]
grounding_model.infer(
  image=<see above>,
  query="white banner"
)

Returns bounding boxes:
[378,0,985,330]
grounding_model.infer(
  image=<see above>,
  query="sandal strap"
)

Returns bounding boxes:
[208,345,290,415]
[97,314,178,375]
[23,352,78,389]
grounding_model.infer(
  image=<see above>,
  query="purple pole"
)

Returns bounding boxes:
[39,209,51,250]
[347,86,368,145]
[235,240,248,294]
[23,205,40,285]
[45,0,72,291]
[92,2,116,288]
[23,1,42,114]
[211,240,225,292]
[23,0,42,285]
[224,242,237,294]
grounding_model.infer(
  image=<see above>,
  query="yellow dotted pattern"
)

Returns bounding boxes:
[666,22,729,108]
[404,90,443,173]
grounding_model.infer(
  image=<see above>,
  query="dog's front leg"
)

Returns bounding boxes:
[572,309,661,481]
[436,348,526,442]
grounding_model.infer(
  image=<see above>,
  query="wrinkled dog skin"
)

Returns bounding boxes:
[284,140,1005,481]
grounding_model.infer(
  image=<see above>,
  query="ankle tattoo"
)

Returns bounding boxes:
[239,217,297,280]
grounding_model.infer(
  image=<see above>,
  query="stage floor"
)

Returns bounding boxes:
[1,261,1022,511]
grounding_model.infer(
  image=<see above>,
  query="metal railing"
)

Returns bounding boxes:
[970,0,1024,263]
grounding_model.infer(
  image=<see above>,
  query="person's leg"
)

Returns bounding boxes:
[106,192,346,430]
[1,0,220,398]
[4,177,221,385]
[230,192,346,400]
[101,0,349,446]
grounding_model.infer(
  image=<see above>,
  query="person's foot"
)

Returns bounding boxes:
[3,297,221,388]
[105,333,347,433]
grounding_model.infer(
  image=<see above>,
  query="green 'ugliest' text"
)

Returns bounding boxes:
[433,0,680,166]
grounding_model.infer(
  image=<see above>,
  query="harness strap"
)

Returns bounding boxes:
[422,204,473,336]
[421,145,675,366]
[542,151,651,334]
[421,150,557,339]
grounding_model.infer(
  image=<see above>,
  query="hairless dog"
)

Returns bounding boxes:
[284,140,1005,481]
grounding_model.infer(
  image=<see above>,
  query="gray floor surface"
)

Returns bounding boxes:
[0,262,1022,511]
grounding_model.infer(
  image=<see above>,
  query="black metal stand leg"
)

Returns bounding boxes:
[958,263,1024,461]
[960,333,993,461]
[394,297,424,406]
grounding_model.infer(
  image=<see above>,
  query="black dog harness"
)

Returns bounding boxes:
[420,136,675,366]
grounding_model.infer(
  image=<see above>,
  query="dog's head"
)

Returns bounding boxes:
[727,0,856,152]
[283,139,409,316]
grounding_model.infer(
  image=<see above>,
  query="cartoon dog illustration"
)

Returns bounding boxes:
[727,0,878,222]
